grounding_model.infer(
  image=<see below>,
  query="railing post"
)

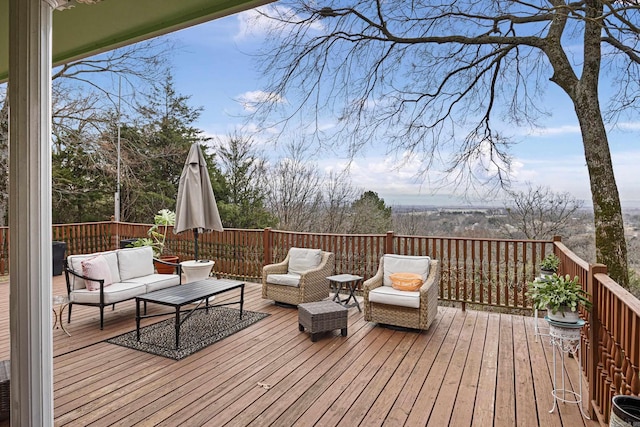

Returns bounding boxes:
[552,235,562,257]
[263,227,272,266]
[385,231,394,254]
[588,262,607,420]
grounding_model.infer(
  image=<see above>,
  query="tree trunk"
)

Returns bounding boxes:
[573,87,629,288]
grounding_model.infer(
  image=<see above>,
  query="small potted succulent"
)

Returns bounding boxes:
[539,253,560,277]
[527,273,592,323]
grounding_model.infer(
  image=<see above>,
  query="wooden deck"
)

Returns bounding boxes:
[0,275,600,426]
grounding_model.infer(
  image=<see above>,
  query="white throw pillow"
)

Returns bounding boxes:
[288,247,322,275]
[382,254,431,287]
[117,246,154,281]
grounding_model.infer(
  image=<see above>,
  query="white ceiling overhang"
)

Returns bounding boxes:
[0,0,273,82]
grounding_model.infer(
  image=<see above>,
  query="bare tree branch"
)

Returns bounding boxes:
[249,0,635,286]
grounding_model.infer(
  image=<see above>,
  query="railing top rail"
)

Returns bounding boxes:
[594,271,640,314]
[396,234,554,244]
[270,229,386,238]
[554,241,589,270]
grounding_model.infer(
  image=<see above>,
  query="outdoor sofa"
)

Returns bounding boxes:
[64,246,181,329]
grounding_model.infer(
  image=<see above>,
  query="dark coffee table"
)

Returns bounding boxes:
[135,278,244,349]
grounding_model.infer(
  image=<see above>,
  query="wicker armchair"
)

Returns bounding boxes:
[363,255,440,330]
[262,248,335,306]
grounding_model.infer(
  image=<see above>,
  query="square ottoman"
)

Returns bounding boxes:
[298,300,348,342]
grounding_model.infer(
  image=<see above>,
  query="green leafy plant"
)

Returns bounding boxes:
[540,253,560,273]
[526,273,592,315]
[131,209,176,257]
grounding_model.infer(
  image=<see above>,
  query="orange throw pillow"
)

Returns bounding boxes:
[390,272,423,291]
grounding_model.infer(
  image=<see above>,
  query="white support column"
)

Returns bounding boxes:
[8,0,55,425]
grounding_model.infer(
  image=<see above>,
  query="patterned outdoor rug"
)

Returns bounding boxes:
[107,307,269,360]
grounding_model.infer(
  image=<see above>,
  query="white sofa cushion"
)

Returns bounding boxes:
[288,247,322,275]
[70,282,147,305]
[266,273,301,287]
[123,274,180,293]
[369,286,421,309]
[382,254,430,287]
[117,246,154,281]
[68,250,120,290]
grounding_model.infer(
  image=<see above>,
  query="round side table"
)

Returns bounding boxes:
[52,295,71,337]
[181,260,215,283]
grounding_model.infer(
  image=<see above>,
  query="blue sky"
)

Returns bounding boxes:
[159,7,640,209]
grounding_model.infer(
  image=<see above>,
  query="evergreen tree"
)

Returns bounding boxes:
[216,133,276,229]
[121,74,217,223]
[350,191,392,234]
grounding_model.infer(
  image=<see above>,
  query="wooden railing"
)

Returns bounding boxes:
[1,220,638,422]
[555,240,640,424]
[0,222,554,310]
[266,229,554,310]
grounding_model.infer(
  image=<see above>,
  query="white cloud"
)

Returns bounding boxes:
[319,155,435,199]
[612,121,640,131]
[236,90,286,112]
[235,7,275,41]
[525,125,581,137]
[235,5,325,42]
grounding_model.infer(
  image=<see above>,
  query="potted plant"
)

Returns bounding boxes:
[526,273,592,323]
[130,209,179,273]
[539,253,560,276]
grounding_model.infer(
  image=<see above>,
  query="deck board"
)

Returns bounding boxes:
[403,307,468,425]
[495,314,517,426]
[381,306,457,426]
[428,310,478,425]
[449,310,488,427]
[472,309,501,427]
[513,314,540,427]
[0,276,600,427]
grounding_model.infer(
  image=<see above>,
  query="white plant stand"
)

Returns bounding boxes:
[546,316,590,419]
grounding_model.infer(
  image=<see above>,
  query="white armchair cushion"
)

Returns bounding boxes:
[117,246,154,281]
[288,247,322,275]
[382,254,431,287]
[369,286,421,308]
[266,273,302,287]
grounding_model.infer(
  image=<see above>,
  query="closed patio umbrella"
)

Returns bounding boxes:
[174,143,223,261]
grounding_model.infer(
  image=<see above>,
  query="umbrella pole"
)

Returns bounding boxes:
[194,229,199,261]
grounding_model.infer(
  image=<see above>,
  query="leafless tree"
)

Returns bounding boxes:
[504,184,584,240]
[393,209,435,237]
[320,170,360,233]
[264,142,323,230]
[251,0,638,287]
